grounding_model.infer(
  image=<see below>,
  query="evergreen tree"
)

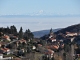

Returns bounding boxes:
[6,26,10,34]
[24,29,34,40]
[10,25,17,35]
[24,29,34,42]
[13,25,17,35]
[24,30,28,40]
[27,29,34,39]
[19,27,23,39]
[27,29,31,33]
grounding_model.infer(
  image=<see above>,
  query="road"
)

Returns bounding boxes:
[5,39,18,46]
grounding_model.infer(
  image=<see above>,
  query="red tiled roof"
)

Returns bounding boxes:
[46,45,59,50]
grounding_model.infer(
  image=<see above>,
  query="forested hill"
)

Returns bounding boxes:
[55,23,80,34]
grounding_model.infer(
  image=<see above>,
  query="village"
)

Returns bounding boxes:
[0,26,80,60]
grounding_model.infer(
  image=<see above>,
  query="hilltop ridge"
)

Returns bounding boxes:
[55,23,80,34]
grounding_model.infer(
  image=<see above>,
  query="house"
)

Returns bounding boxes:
[1,48,10,55]
[0,54,3,59]
[59,39,63,42]
[66,32,77,37]
[16,39,27,47]
[0,42,7,48]
[0,54,13,60]
[38,44,42,47]
[49,38,56,42]
[2,35,11,41]
[18,39,27,44]
[13,57,21,60]
[51,45,59,50]
[0,32,3,35]
[32,46,36,50]
[44,49,54,58]
[46,45,59,50]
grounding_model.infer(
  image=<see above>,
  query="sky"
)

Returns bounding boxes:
[0,0,80,32]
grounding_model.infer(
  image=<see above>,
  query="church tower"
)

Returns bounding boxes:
[50,28,53,35]
[49,28,54,38]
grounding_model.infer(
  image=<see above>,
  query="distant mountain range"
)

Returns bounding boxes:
[32,28,61,38]
[0,15,80,18]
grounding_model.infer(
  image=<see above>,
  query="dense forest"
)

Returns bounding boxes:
[0,25,34,40]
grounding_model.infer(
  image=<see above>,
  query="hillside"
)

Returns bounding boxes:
[55,23,80,34]
[33,28,61,38]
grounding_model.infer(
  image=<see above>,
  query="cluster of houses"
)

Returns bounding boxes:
[0,32,28,59]
[42,28,80,59]
[0,28,80,60]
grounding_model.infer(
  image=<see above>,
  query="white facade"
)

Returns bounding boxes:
[0,54,3,59]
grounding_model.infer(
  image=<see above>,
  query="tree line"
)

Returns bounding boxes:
[0,25,34,40]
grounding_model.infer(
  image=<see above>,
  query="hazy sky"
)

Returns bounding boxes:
[0,0,80,15]
[0,0,80,32]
